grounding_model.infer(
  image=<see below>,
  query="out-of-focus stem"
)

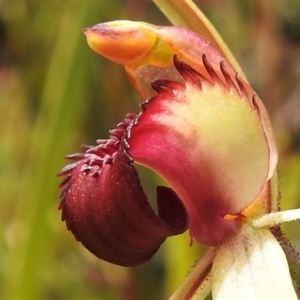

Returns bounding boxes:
[168,248,217,300]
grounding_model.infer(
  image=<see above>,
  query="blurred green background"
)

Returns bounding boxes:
[1,0,300,299]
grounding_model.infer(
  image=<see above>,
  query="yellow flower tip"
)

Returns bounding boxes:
[241,196,268,220]
[223,213,246,223]
[83,21,157,66]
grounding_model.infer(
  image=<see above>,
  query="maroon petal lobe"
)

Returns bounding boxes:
[59,150,188,267]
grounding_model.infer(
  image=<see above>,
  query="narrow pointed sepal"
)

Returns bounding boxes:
[211,225,297,300]
[271,225,300,298]
[59,150,188,266]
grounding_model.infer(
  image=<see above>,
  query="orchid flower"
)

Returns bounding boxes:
[58,2,300,299]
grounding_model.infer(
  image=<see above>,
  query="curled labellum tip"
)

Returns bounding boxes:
[58,147,188,267]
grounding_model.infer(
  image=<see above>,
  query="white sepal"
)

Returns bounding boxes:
[211,225,297,300]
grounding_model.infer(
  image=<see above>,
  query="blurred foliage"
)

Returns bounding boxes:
[0,0,300,299]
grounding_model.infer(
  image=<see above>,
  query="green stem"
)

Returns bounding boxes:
[168,248,217,300]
